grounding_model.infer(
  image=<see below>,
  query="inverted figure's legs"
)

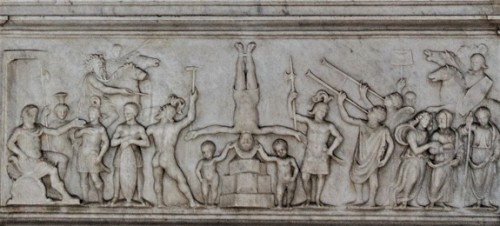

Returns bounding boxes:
[234,42,246,90]
[246,42,258,89]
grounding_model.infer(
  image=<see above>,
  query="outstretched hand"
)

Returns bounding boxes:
[122,88,135,95]
[72,119,87,128]
[337,91,347,103]
[396,78,407,92]
[359,82,369,96]
[191,87,199,100]
[378,158,389,167]
[185,131,199,140]
[466,112,474,128]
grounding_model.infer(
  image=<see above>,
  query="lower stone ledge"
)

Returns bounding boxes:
[0,206,498,225]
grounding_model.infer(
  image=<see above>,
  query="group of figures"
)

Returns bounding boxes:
[5,41,499,210]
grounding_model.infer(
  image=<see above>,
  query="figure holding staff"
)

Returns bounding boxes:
[458,107,500,208]
[287,90,343,206]
[284,56,297,129]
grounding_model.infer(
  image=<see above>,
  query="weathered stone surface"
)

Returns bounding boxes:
[1,0,500,225]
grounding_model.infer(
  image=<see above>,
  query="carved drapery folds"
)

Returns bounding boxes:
[1,0,500,224]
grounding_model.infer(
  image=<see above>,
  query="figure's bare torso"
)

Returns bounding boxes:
[148,122,182,156]
[16,126,43,159]
[306,120,332,155]
[200,159,218,181]
[276,158,295,183]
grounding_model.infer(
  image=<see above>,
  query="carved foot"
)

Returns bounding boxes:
[189,200,202,208]
[125,200,133,207]
[139,198,151,207]
[110,196,119,206]
[395,202,407,209]
[349,199,366,206]
[234,42,245,54]
[482,200,498,209]
[294,132,307,144]
[408,200,423,208]
[247,42,257,53]
[59,197,80,205]
[363,201,376,208]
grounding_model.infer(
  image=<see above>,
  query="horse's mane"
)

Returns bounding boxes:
[438,64,466,89]
[442,50,466,72]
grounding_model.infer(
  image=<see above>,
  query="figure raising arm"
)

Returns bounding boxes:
[257,139,299,208]
[196,141,234,206]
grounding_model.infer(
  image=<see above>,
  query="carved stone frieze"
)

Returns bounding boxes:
[1,0,500,225]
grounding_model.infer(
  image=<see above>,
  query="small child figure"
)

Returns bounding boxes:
[258,139,300,208]
[195,140,232,206]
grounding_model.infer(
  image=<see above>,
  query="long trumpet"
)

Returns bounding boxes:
[321,57,384,101]
[305,70,368,114]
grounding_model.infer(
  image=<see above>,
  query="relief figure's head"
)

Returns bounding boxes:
[436,109,453,129]
[367,105,387,125]
[238,132,255,152]
[272,139,288,158]
[201,140,216,160]
[384,92,403,109]
[21,104,39,126]
[124,102,140,122]
[470,53,487,72]
[475,106,491,127]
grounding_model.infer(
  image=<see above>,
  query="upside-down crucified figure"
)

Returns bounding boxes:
[185,42,304,141]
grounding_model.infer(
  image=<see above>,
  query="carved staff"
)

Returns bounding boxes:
[463,112,473,205]
[41,70,51,126]
[185,66,199,93]
[465,112,472,183]
[284,56,297,129]
[305,70,368,114]
[321,58,384,101]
